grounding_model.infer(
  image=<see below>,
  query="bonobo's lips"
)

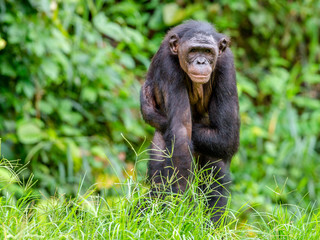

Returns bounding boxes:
[189,73,211,84]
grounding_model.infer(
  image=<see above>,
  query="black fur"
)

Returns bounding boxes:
[140,20,240,223]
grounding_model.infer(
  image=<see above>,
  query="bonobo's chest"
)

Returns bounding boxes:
[187,80,212,123]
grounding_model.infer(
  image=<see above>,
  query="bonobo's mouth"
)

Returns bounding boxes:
[188,73,211,84]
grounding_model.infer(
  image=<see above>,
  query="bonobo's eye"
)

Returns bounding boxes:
[189,48,197,53]
[204,49,211,53]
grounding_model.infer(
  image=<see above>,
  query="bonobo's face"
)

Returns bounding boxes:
[169,33,228,84]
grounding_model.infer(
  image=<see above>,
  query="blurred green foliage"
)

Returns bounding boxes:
[0,0,319,209]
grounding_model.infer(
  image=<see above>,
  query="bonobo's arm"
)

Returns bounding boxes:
[140,82,168,133]
[192,50,240,159]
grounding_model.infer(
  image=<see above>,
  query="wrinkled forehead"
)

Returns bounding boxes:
[182,33,217,46]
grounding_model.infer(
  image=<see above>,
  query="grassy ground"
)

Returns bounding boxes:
[1,185,320,239]
[1,160,320,240]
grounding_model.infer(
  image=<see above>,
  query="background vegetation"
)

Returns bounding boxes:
[0,0,319,220]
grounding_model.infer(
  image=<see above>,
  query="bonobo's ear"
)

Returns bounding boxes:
[218,38,230,56]
[169,34,179,55]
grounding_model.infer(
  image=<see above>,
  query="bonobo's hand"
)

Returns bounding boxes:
[192,123,205,150]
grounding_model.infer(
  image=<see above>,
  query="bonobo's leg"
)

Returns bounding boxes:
[198,155,231,223]
[148,130,166,186]
[163,86,193,193]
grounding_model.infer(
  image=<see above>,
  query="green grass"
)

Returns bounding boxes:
[1,160,320,240]
[1,185,320,239]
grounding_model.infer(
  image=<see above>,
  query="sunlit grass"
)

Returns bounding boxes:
[1,156,320,239]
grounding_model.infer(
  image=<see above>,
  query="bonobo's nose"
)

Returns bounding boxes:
[196,57,206,64]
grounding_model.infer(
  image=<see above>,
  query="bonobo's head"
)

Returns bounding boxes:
[169,26,229,84]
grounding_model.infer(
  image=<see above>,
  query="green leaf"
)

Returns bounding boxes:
[51,28,71,54]
[237,73,257,97]
[29,0,51,14]
[8,24,27,44]
[163,3,183,26]
[163,3,202,26]
[148,7,163,30]
[119,53,135,69]
[17,122,43,144]
[39,101,54,114]
[93,13,124,41]
[16,81,35,98]
[123,27,144,47]
[81,87,98,103]
[41,59,59,80]
[0,61,17,77]
[0,168,13,183]
[293,97,320,110]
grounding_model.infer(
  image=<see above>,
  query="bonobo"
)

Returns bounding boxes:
[140,20,240,222]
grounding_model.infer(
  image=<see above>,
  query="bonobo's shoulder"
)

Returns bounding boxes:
[217,48,235,69]
[224,48,234,59]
